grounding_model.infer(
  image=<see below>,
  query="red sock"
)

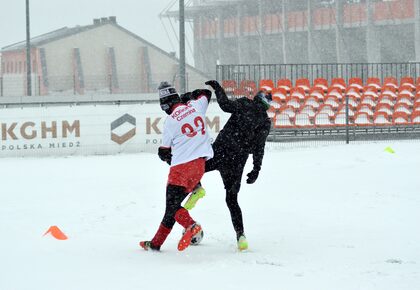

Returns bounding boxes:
[175,208,195,228]
[151,224,171,247]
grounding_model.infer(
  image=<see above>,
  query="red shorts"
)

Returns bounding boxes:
[167,158,205,193]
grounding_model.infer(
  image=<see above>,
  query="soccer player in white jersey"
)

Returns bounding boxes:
[140,82,213,252]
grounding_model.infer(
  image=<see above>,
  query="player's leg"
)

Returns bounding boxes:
[175,158,206,251]
[184,146,222,210]
[140,184,189,251]
[184,150,224,210]
[220,158,249,250]
[222,170,244,238]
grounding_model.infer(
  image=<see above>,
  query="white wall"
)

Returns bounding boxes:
[0,103,229,158]
[41,24,208,93]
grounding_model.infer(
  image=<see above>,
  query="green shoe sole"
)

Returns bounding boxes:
[184,188,206,210]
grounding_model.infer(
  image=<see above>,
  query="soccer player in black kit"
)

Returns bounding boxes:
[201,80,272,251]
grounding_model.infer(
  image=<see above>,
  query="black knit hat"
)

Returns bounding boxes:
[158,82,181,114]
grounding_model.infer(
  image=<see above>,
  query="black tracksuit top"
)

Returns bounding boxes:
[212,85,272,171]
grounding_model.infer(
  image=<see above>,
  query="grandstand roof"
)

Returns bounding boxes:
[163,0,242,19]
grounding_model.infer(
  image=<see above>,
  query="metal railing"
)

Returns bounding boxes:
[216,63,420,87]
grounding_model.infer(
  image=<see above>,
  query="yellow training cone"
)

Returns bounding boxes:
[384,146,395,154]
[43,226,68,240]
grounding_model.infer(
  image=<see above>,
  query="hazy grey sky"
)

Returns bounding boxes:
[0,0,193,63]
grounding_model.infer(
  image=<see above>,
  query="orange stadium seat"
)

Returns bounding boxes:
[319,104,336,118]
[324,95,341,109]
[240,80,257,95]
[271,87,288,103]
[314,112,333,127]
[394,103,411,115]
[259,79,274,92]
[378,95,395,107]
[337,104,355,119]
[277,79,292,93]
[413,102,420,112]
[396,94,413,107]
[399,87,414,98]
[354,112,373,126]
[308,87,325,102]
[399,84,415,93]
[357,103,374,116]
[222,80,237,95]
[327,87,343,101]
[376,103,393,115]
[295,78,311,92]
[279,105,296,118]
[361,94,377,107]
[295,113,313,128]
[233,87,247,98]
[363,87,380,100]
[398,86,415,98]
[270,96,282,111]
[286,96,301,110]
[399,77,415,91]
[346,88,362,102]
[383,77,398,90]
[331,78,347,92]
[381,90,397,102]
[299,105,316,118]
[290,87,306,102]
[267,107,276,119]
[313,78,329,92]
[274,113,294,128]
[373,111,392,126]
[392,111,410,125]
[348,77,364,92]
[303,96,320,110]
[333,112,350,127]
[342,94,359,110]
[366,77,381,91]
[382,84,399,95]
[412,111,420,124]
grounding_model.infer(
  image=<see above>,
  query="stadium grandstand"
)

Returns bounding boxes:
[162,0,420,141]
[215,63,420,141]
[164,0,420,76]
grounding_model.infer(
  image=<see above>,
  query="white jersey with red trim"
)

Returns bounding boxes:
[162,96,214,166]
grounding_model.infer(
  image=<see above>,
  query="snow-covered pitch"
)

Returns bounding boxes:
[1,141,419,290]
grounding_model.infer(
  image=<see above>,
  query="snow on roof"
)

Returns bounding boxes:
[1,25,98,52]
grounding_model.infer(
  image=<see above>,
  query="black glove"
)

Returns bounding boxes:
[180,92,192,104]
[246,169,259,184]
[158,147,172,165]
[205,80,221,90]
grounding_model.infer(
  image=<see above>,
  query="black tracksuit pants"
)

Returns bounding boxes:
[205,152,249,240]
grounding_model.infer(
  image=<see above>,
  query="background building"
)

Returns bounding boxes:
[169,0,420,77]
[0,16,207,97]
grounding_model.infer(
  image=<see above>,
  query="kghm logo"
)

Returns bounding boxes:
[111,114,136,145]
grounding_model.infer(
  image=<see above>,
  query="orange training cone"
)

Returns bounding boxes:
[43,225,68,240]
